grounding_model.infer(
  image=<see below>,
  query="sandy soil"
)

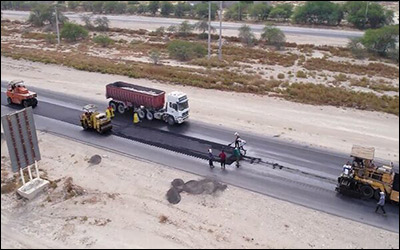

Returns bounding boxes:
[1,131,399,249]
[1,57,399,163]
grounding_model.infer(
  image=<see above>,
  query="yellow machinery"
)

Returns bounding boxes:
[80,104,112,134]
[336,145,399,203]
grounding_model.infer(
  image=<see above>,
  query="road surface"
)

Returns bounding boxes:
[1,81,398,233]
[2,10,364,40]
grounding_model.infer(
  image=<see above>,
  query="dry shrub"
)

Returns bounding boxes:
[21,32,47,40]
[304,58,399,79]
[1,182,18,194]
[296,71,307,78]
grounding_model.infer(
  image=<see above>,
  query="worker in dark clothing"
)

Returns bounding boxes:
[233,147,241,168]
[219,150,227,170]
[375,191,387,216]
[208,148,214,169]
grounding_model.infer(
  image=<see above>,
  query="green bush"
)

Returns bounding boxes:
[296,71,307,78]
[127,4,138,14]
[277,73,285,79]
[343,1,394,29]
[93,35,114,47]
[361,25,399,57]
[238,25,255,47]
[161,1,174,17]
[61,22,88,42]
[94,16,110,31]
[261,25,286,50]
[178,21,194,37]
[249,3,272,21]
[45,33,57,44]
[347,38,367,59]
[194,2,218,20]
[147,1,159,15]
[167,40,207,61]
[292,1,343,26]
[269,3,293,20]
[68,1,80,10]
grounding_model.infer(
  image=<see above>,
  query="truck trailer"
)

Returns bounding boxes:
[106,81,189,125]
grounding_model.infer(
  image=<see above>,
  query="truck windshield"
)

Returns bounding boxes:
[178,101,189,111]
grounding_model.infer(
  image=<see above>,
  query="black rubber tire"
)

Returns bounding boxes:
[117,103,125,114]
[7,97,12,105]
[109,101,117,112]
[146,111,154,121]
[22,100,29,108]
[32,98,38,108]
[167,116,175,125]
[137,109,145,119]
[361,185,374,199]
[81,121,89,130]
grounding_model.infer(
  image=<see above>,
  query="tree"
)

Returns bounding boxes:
[161,1,174,17]
[361,25,399,56]
[238,24,255,47]
[94,16,110,31]
[147,1,159,16]
[261,25,286,50]
[115,2,127,14]
[80,14,94,29]
[292,1,343,26]
[174,2,186,18]
[167,25,177,33]
[149,49,161,64]
[137,4,147,14]
[61,22,88,42]
[194,2,218,20]
[28,3,68,27]
[224,2,252,21]
[194,19,216,34]
[178,20,194,36]
[167,40,207,61]
[127,4,137,14]
[343,1,394,29]
[249,3,272,21]
[82,1,93,11]
[68,1,80,11]
[92,1,104,14]
[269,3,293,20]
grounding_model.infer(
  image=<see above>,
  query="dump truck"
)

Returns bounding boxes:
[336,145,399,204]
[106,81,189,125]
[6,80,38,108]
[80,104,112,134]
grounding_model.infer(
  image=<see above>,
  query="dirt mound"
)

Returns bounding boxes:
[166,178,227,204]
[88,154,102,165]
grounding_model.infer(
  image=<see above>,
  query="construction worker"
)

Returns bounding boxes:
[133,112,140,124]
[219,149,226,170]
[208,148,214,169]
[106,107,114,119]
[233,147,241,168]
[375,191,387,216]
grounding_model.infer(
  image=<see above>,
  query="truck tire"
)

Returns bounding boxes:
[109,101,117,112]
[167,116,175,125]
[361,185,374,199]
[81,121,89,130]
[117,103,125,114]
[137,109,145,119]
[32,98,38,108]
[22,100,29,108]
[7,97,12,105]
[146,111,154,121]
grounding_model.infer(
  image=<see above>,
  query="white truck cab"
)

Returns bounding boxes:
[166,91,190,124]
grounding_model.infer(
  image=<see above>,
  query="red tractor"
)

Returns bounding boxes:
[6,80,38,108]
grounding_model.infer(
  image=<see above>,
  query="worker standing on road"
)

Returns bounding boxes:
[233,147,241,168]
[106,106,114,119]
[375,191,387,216]
[219,150,226,170]
[133,112,140,124]
[208,148,214,169]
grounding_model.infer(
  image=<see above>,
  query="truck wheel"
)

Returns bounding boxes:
[167,116,175,125]
[146,111,154,121]
[117,103,125,114]
[22,100,29,108]
[138,109,145,119]
[360,185,374,199]
[7,97,12,105]
[81,121,89,130]
[32,98,38,108]
[109,101,117,112]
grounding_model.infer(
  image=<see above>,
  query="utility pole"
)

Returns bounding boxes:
[208,1,211,59]
[218,1,222,61]
[55,5,60,46]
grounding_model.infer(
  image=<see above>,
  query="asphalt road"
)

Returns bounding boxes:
[2,10,364,39]
[1,81,398,232]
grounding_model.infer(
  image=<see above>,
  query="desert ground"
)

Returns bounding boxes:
[1,56,399,163]
[1,131,399,249]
